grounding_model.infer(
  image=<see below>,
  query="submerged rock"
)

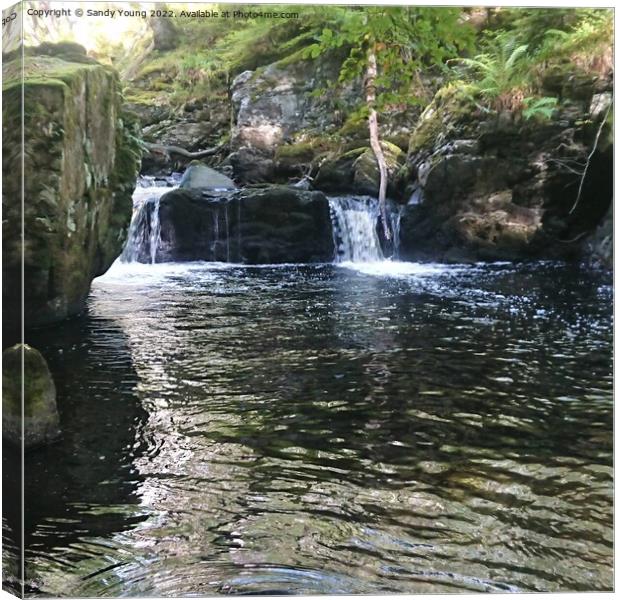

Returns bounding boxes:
[2,45,142,330]
[2,344,61,449]
[154,185,334,264]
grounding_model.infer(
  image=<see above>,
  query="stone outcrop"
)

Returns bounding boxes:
[139,99,230,175]
[3,344,61,449]
[583,205,613,269]
[2,44,142,330]
[151,185,334,264]
[227,57,355,184]
[398,81,613,263]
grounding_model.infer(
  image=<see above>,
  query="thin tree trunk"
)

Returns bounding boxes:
[568,98,612,215]
[366,45,391,240]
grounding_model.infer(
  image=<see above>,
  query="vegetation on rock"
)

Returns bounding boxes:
[2,44,142,329]
[2,344,61,448]
[12,5,614,265]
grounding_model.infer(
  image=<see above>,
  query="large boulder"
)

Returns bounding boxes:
[2,45,142,330]
[154,185,334,263]
[3,344,61,449]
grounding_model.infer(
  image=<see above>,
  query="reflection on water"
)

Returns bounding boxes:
[14,260,613,595]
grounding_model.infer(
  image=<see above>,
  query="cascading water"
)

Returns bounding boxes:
[120,184,401,266]
[329,196,400,263]
[120,178,175,264]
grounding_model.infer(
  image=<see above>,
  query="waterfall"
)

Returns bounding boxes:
[329,196,389,262]
[120,179,174,264]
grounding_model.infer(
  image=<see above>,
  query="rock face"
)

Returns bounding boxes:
[583,205,613,268]
[227,58,354,183]
[3,344,61,449]
[155,185,334,263]
[140,103,230,175]
[2,45,142,329]
[149,16,179,51]
[398,82,613,262]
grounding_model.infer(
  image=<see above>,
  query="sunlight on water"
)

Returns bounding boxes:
[337,260,462,278]
[17,261,612,596]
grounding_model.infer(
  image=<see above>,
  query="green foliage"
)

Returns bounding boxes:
[534,9,613,74]
[522,96,558,121]
[451,8,612,116]
[121,5,611,125]
[454,34,535,111]
[303,7,475,111]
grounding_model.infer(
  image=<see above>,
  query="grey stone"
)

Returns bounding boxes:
[590,92,613,122]
[180,163,236,190]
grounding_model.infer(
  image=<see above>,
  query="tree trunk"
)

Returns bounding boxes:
[366,45,391,240]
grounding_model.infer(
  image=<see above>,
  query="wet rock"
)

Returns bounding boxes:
[2,47,142,329]
[155,185,334,264]
[226,147,275,184]
[2,345,61,449]
[590,92,613,122]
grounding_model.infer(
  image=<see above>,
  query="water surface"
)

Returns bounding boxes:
[14,260,613,595]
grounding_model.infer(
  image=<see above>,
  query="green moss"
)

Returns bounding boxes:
[408,83,475,155]
[275,138,333,161]
[354,142,404,181]
[274,46,311,68]
[341,146,368,160]
[2,344,56,418]
[3,55,106,95]
[339,115,369,138]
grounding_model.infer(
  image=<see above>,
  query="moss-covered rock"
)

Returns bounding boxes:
[399,79,613,262]
[314,142,404,197]
[352,142,404,195]
[2,46,142,329]
[274,140,320,171]
[2,344,60,449]
[408,83,476,156]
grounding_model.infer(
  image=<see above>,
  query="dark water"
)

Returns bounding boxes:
[9,260,613,595]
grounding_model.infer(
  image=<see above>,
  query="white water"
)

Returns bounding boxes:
[119,186,404,271]
[329,196,385,263]
[120,181,174,264]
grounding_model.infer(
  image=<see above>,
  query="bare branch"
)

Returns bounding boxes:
[568,99,612,215]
